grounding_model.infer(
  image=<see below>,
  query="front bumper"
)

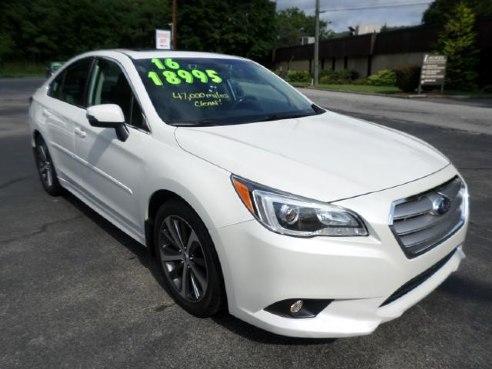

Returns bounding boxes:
[210,166,468,338]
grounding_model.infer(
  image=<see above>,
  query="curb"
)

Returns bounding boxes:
[298,86,492,101]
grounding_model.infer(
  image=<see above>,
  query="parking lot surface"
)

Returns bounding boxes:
[1,79,491,369]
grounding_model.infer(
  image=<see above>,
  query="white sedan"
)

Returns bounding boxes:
[29,50,469,338]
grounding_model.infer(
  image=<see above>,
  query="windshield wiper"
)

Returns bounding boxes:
[251,105,325,123]
[311,104,326,114]
[171,106,326,127]
[252,112,313,123]
[172,119,222,127]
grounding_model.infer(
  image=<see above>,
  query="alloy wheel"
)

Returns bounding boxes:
[36,143,54,188]
[158,215,209,302]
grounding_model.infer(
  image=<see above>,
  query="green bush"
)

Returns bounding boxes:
[366,69,397,86]
[275,69,288,80]
[319,69,358,84]
[352,78,369,85]
[395,66,421,92]
[287,70,310,83]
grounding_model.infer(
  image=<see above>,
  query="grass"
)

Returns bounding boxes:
[439,89,492,97]
[288,82,402,94]
[289,81,311,88]
[316,84,401,94]
[0,62,45,77]
[295,83,492,97]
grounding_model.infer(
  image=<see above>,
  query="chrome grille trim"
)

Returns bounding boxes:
[389,176,466,258]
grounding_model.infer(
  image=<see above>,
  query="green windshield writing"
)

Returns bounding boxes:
[171,91,230,108]
[147,58,223,86]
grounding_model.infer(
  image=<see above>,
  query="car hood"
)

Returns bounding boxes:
[174,111,450,202]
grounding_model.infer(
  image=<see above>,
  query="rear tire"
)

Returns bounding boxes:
[34,136,62,196]
[154,199,225,317]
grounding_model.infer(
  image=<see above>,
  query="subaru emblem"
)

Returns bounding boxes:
[432,195,451,215]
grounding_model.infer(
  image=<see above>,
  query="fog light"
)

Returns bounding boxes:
[265,298,333,318]
[290,300,304,314]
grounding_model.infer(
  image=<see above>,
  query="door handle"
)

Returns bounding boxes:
[42,110,53,118]
[74,127,87,138]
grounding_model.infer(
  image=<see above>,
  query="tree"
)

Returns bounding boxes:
[423,0,492,25]
[177,0,276,60]
[275,7,332,48]
[435,2,479,90]
[0,0,61,62]
[0,0,276,63]
[0,0,171,62]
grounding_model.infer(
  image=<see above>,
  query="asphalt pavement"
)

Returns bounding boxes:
[1,78,491,369]
[301,88,492,135]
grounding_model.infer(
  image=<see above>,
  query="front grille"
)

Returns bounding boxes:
[390,176,466,258]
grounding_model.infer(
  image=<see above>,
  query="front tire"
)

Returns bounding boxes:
[154,199,225,317]
[34,136,62,196]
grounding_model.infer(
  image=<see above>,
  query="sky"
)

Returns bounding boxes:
[274,0,434,32]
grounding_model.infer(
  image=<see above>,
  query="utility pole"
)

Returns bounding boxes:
[314,0,320,86]
[172,0,177,49]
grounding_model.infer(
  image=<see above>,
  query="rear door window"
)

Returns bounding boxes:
[48,72,64,100]
[49,58,93,107]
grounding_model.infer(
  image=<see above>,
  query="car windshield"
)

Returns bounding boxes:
[133,57,323,126]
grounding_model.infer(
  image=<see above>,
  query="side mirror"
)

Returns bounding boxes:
[86,104,129,142]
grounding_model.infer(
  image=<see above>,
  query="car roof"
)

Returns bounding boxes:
[112,49,246,61]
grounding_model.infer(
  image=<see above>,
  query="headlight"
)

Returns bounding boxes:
[231,175,368,237]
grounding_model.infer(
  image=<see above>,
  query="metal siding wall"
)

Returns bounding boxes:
[373,27,437,55]
[347,57,369,78]
[271,21,492,84]
[371,53,426,73]
[290,60,311,71]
